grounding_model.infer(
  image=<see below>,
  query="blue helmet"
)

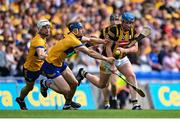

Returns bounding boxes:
[68,22,83,31]
[122,12,135,22]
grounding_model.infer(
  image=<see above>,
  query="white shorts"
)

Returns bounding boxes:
[114,56,130,67]
[100,56,130,74]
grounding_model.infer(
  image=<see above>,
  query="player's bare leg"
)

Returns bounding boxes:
[103,83,111,109]
[77,66,114,88]
[50,76,71,96]
[46,75,74,109]
[62,67,81,109]
[116,61,141,110]
[109,74,118,109]
[41,67,80,109]
[16,81,35,110]
[111,75,117,101]
[111,79,117,100]
[83,70,110,88]
[103,74,118,109]
[100,72,111,109]
[19,81,35,100]
[77,68,119,109]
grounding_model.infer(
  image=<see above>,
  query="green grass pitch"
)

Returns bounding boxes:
[0,110,180,118]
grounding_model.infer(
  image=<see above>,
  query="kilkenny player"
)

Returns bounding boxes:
[78,12,142,110]
[100,13,120,109]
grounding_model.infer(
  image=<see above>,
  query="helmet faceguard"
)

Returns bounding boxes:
[110,14,119,21]
[68,22,83,32]
[37,19,51,37]
[121,12,135,31]
[68,22,84,36]
[37,19,51,30]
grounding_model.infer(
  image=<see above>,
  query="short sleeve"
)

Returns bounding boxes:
[68,35,83,48]
[99,29,105,39]
[31,38,45,48]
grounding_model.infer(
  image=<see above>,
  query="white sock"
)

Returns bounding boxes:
[133,103,140,107]
[112,96,117,100]
[131,100,139,107]
[105,104,110,107]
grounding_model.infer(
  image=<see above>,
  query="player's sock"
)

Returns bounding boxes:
[81,70,88,78]
[104,104,110,109]
[130,99,142,110]
[112,96,117,100]
[104,99,110,109]
[131,99,138,106]
[76,68,88,85]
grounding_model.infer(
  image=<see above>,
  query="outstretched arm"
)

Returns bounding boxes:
[106,40,113,57]
[75,46,114,64]
[106,41,117,72]
[81,36,108,45]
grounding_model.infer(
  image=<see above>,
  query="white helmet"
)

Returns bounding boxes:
[37,19,50,29]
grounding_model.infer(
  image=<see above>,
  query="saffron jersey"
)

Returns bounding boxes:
[46,33,83,67]
[24,34,46,71]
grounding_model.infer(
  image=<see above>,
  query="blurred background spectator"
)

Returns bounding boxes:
[0,0,179,77]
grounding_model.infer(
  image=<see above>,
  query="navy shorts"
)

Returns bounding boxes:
[23,67,41,82]
[41,60,67,79]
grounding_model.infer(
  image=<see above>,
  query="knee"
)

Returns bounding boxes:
[126,73,136,81]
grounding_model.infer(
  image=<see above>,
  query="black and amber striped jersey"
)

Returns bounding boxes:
[99,24,137,56]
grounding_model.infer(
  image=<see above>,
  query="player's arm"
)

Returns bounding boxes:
[81,36,108,45]
[89,37,108,45]
[117,43,138,54]
[75,46,114,64]
[126,27,151,48]
[81,28,108,45]
[36,47,47,60]
[126,42,138,53]
[106,41,117,72]
[106,40,114,57]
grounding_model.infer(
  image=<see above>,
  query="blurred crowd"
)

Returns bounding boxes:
[0,0,179,76]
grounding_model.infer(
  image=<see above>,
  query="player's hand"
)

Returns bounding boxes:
[116,47,128,54]
[105,57,115,64]
[103,39,111,44]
